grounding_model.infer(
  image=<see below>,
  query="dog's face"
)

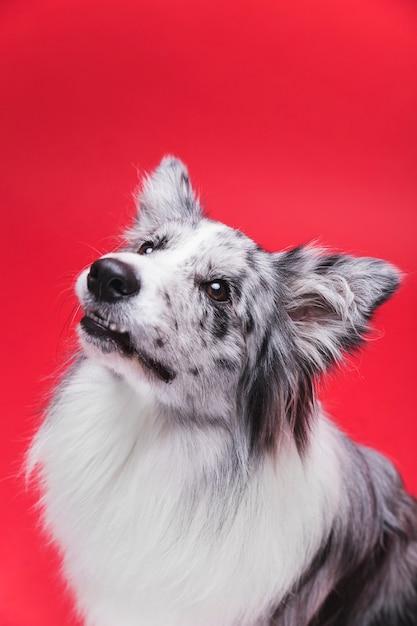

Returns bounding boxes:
[77,213,266,421]
[76,157,399,452]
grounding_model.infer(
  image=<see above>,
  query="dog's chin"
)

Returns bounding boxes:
[79,314,176,384]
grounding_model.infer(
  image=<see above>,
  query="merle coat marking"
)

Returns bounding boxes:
[28,157,417,626]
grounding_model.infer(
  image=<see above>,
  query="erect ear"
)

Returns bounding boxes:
[134,156,202,232]
[275,246,401,371]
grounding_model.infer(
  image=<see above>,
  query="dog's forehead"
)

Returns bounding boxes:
[172,218,257,265]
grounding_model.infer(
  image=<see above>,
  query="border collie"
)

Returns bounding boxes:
[29,157,417,625]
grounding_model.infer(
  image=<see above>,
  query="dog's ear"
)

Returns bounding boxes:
[134,156,202,231]
[276,246,401,371]
[240,247,399,457]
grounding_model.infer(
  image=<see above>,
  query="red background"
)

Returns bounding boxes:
[1,0,416,624]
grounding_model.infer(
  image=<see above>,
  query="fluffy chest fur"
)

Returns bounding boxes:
[31,359,342,626]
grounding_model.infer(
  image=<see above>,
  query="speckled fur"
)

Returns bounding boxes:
[28,157,417,626]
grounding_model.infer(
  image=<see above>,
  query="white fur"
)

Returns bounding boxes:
[29,359,343,626]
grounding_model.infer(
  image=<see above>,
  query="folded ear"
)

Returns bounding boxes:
[134,156,202,231]
[276,246,401,371]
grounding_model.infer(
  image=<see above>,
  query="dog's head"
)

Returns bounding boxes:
[76,157,399,454]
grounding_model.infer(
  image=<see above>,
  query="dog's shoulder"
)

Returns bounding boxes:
[273,442,417,626]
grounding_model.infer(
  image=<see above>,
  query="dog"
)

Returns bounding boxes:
[28,156,417,625]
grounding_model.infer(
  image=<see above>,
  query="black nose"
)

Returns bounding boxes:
[87,258,140,302]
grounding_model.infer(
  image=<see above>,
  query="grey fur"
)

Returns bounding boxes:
[272,440,417,625]
[30,157,417,626]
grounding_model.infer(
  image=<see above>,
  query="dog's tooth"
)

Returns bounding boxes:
[88,312,126,334]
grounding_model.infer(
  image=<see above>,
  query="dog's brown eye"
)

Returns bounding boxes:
[138,242,154,255]
[204,280,230,302]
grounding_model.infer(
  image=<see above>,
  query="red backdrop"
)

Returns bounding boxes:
[1,0,416,624]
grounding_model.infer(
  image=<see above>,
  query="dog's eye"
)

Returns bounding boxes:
[203,280,230,302]
[138,242,155,255]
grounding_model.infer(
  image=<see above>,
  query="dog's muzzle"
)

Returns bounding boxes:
[80,258,175,384]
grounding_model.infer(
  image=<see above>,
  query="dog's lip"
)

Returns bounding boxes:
[80,312,175,384]
[83,309,129,335]
[80,315,134,353]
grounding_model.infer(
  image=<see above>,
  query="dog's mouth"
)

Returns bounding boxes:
[80,312,175,383]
